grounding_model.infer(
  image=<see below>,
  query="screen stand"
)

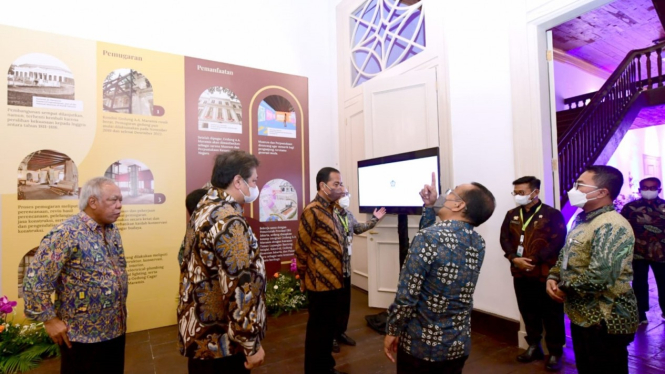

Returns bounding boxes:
[398,213,409,269]
[365,213,410,335]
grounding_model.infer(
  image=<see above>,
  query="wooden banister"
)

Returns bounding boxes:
[557,42,665,206]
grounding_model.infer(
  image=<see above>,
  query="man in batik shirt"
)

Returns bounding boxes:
[24,177,127,374]
[547,165,638,374]
[384,173,496,374]
[178,151,266,373]
[621,177,665,324]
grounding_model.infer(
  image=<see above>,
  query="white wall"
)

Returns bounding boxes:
[442,1,521,320]
[0,0,340,200]
[553,60,606,111]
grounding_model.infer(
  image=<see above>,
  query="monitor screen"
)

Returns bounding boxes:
[357,147,440,215]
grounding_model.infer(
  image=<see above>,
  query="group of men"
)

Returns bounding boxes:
[498,166,664,374]
[20,150,665,374]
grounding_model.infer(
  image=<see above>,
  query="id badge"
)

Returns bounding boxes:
[516,245,524,257]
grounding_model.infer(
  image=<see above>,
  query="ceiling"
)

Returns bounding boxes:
[25,150,70,170]
[552,0,664,73]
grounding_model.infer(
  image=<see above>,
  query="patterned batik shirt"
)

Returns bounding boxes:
[621,197,665,262]
[386,207,486,362]
[23,211,128,343]
[335,209,379,278]
[177,188,266,360]
[548,204,638,335]
[295,194,345,291]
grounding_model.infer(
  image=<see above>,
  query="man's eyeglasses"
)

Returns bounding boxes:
[510,191,532,196]
[445,189,465,202]
[573,182,598,190]
[640,186,661,191]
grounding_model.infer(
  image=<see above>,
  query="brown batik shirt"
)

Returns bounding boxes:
[177,188,266,360]
[295,194,345,291]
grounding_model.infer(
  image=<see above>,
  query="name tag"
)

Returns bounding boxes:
[516,245,524,257]
[562,252,569,270]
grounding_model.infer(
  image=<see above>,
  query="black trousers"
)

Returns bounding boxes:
[188,354,249,374]
[60,334,125,374]
[513,277,565,355]
[397,347,467,374]
[334,276,352,338]
[632,259,665,320]
[305,288,344,374]
[570,322,634,374]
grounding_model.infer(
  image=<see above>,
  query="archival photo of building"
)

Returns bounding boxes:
[198,86,243,134]
[17,150,79,200]
[7,53,75,107]
[258,95,296,139]
[102,69,154,115]
[259,178,298,222]
[104,159,155,204]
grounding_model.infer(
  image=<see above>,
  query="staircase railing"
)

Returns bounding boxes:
[557,42,665,205]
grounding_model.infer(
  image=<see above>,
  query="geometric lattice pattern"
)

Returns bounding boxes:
[350,0,426,87]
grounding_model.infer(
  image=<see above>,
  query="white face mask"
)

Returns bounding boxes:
[640,190,659,200]
[514,191,535,206]
[338,195,350,209]
[567,186,600,208]
[240,179,260,203]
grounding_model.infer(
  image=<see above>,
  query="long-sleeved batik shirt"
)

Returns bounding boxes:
[621,197,665,263]
[386,207,486,362]
[548,204,638,335]
[335,209,379,278]
[177,188,266,360]
[295,194,345,291]
[23,211,128,343]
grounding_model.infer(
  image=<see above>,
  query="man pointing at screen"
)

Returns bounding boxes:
[384,173,496,374]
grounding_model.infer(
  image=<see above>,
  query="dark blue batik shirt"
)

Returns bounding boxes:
[386,207,486,362]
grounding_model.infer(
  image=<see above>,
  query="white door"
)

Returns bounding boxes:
[363,68,439,308]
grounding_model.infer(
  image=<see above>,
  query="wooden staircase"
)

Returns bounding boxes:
[557,41,665,209]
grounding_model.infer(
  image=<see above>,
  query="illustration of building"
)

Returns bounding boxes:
[17,150,79,200]
[103,69,154,115]
[104,160,155,204]
[198,87,243,133]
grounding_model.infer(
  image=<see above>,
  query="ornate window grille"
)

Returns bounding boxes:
[350,0,426,87]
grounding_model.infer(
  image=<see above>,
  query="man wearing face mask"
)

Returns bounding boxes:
[384,173,496,374]
[295,167,348,374]
[177,150,266,374]
[332,189,387,353]
[547,165,637,374]
[499,176,566,370]
[621,177,665,324]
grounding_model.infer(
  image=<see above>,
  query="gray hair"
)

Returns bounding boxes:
[79,177,117,211]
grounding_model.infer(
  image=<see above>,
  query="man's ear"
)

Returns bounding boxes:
[88,196,98,209]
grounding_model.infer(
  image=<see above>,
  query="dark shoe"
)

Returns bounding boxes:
[545,355,562,371]
[332,339,340,353]
[337,333,356,346]
[516,344,544,362]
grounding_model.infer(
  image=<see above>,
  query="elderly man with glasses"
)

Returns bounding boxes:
[384,173,496,374]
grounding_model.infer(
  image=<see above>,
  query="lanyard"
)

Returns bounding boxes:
[336,211,349,234]
[519,204,542,244]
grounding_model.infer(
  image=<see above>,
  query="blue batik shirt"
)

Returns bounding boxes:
[386,207,486,362]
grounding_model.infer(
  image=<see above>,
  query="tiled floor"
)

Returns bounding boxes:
[28,272,665,373]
